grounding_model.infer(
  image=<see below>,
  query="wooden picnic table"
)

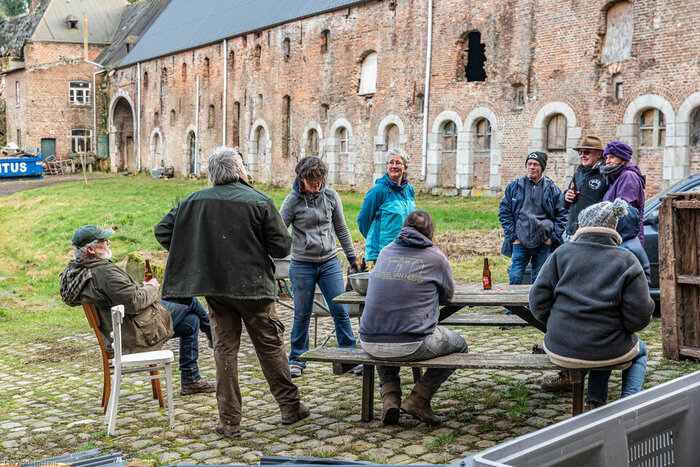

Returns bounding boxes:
[334,283,545,332]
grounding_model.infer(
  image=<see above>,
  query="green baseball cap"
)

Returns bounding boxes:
[71,225,113,247]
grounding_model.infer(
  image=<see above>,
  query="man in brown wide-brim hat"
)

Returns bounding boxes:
[540,134,609,393]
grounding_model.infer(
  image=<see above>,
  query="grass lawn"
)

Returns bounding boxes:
[0,175,505,342]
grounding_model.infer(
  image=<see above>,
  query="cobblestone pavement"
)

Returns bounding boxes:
[0,305,692,464]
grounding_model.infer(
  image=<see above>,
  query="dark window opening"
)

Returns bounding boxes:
[229,51,235,70]
[154,112,159,125]
[208,104,215,129]
[283,95,291,157]
[321,29,330,54]
[416,93,424,115]
[283,38,290,61]
[321,103,329,122]
[255,45,262,65]
[465,31,487,82]
[258,94,263,107]
[170,110,176,125]
[181,63,187,82]
[143,71,149,89]
[242,36,247,47]
[204,57,210,77]
[514,85,525,109]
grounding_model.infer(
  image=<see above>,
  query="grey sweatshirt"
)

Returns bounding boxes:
[279,178,356,263]
[359,227,455,343]
[530,227,654,361]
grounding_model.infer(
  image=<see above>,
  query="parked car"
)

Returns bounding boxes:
[643,173,700,309]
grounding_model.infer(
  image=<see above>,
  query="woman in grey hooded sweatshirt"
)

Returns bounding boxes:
[280,156,361,378]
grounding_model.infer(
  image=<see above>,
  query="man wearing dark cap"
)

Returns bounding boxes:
[59,225,216,396]
[562,136,609,241]
[498,151,566,284]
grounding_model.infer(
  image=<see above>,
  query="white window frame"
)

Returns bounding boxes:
[71,129,92,153]
[69,81,91,105]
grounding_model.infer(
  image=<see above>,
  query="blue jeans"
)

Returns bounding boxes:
[160,298,210,383]
[288,257,357,368]
[586,340,648,405]
[371,326,469,400]
[509,243,551,284]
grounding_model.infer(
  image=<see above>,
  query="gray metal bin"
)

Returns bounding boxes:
[461,369,700,467]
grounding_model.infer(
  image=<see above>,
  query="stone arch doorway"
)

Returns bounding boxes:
[149,129,163,169]
[185,130,196,175]
[110,96,135,172]
[248,119,271,183]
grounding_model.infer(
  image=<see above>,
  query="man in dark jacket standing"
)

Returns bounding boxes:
[359,210,468,426]
[563,136,609,241]
[498,151,567,284]
[155,147,307,438]
[59,225,215,395]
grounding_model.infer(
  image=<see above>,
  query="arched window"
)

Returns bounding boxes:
[308,129,319,157]
[282,38,290,61]
[143,71,149,89]
[546,114,567,150]
[321,29,330,54]
[475,118,491,150]
[386,124,400,149]
[691,108,700,146]
[337,127,349,154]
[208,104,215,129]
[639,108,665,148]
[170,109,176,125]
[601,1,633,63]
[181,63,187,82]
[358,52,377,95]
[442,121,457,154]
[204,57,210,77]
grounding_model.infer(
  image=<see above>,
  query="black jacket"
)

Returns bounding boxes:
[155,180,292,300]
[563,160,609,236]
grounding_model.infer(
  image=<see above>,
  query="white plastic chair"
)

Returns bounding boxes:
[106,305,175,436]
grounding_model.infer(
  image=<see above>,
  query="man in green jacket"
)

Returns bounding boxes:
[155,146,308,438]
[60,225,216,396]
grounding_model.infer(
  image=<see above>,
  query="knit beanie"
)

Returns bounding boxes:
[526,151,548,171]
[577,198,628,230]
[603,141,633,162]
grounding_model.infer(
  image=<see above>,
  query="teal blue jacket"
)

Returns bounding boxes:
[357,174,416,261]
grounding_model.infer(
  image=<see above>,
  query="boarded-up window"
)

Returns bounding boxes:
[691,109,700,146]
[308,129,319,157]
[475,119,491,150]
[386,124,400,149]
[337,127,349,154]
[601,1,633,63]
[282,38,290,61]
[358,52,377,95]
[443,121,457,153]
[208,105,215,129]
[321,29,330,54]
[639,108,665,148]
[546,114,567,150]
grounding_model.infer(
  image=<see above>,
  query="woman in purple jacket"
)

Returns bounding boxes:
[601,141,647,245]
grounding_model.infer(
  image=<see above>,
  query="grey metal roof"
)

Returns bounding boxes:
[119,0,372,68]
[96,0,172,67]
[31,0,127,45]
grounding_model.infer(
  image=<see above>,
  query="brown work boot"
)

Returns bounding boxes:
[401,391,442,426]
[180,379,217,395]
[281,402,310,425]
[215,420,241,438]
[540,370,572,393]
[381,392,401,425]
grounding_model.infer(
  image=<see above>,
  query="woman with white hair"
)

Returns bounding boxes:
[357,148,417,265]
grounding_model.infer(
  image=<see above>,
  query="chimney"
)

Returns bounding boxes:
[83,18,88,60]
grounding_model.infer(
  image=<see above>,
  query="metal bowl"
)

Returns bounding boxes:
[348,272,370,295]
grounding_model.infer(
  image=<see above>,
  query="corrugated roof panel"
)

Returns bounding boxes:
[119,0,372,67]
[31,0,128,44]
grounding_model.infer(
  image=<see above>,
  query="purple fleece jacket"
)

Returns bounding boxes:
[359,227,455,343]
[604,163,646,245]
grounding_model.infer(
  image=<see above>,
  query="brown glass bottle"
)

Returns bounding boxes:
[482,257,492,290]
[144,259,153,282]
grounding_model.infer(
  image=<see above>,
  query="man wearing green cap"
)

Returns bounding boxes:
[60,225,216,396]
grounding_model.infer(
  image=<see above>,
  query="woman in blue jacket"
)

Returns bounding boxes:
[357,148,417,264]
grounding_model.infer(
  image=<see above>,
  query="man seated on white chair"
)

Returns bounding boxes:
[60,224,216,396]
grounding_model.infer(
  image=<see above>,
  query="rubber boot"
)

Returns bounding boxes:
[401,390,441,426]
[381,392,401,425]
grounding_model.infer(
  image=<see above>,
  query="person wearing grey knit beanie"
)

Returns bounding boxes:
[530,196,655,411]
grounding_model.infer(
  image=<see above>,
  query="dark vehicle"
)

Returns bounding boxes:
[643,173,700,308]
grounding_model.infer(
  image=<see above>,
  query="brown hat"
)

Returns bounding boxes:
[574,135,604,151]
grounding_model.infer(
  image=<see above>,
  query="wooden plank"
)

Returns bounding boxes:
[440,313,528,326]
[659,195,680,360]
[676,275,700,285]
[679,346,700,360]
[671,200,700,209]
[361,364,374,422]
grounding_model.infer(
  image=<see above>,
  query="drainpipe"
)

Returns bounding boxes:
[195,75,200,174]
[137,62,141,171]
[223,39,227,146]
[420,0,434,182]
[91,63,106,162]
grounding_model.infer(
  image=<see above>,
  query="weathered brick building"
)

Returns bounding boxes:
[106,0,700,196]
[0,0,127,160]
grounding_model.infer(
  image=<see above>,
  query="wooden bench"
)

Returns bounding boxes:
[439,312,528,327]
[301,347,626,422]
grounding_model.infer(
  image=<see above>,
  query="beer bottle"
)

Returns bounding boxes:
[482,257,492,290]
[144,259,153,282]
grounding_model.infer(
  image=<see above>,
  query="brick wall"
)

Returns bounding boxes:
[109,0,700,196]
